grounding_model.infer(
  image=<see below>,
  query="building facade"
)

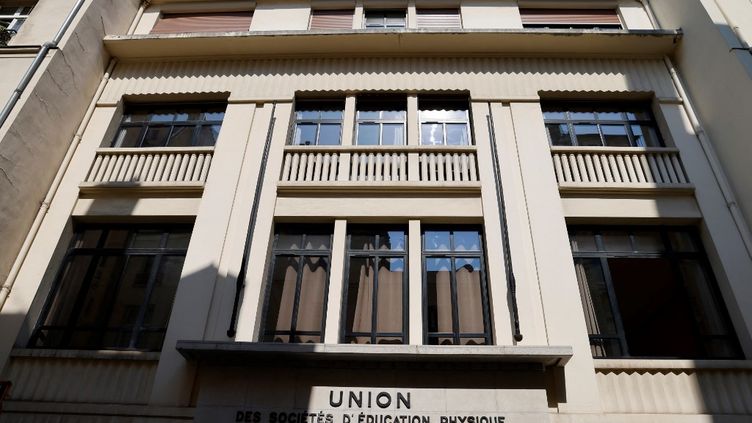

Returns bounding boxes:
[0,0,751,422]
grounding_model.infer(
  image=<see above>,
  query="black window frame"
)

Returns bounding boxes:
[418,96,473,146]
[363,10,407,28]
[260,225,333,343]
[111,103,226,148]
[542,102,664,147]
[341,225,409,344]
[422,226,493,346]
[29,223,192,352]
[290,99,345,146]
[569,225,743,359]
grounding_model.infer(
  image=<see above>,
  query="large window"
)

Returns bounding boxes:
[292,99,345,146]
[570,226,742,359]
[111,104,225,148]
[0,3,33,45]
[364,10,406,28]
[543,103,662,147]
[419,97,472,146]
[29,225,192,351]
[261,225,332,343]
[343,226,408,344]
[423,227,491,345]
[356,96,407,146]
[520,9,622,29]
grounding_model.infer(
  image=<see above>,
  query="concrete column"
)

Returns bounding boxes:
[407,0,417,28]
[324,219,348,344]
[342,95,356,147]
[408,219,423,344]
[407,94,419,146]
[659,102,752,356]
[353,0,364,29]
[508,101,601,413]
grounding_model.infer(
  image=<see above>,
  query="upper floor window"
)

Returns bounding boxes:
[364,10,406,29]
[416,9,461,29]
[292,99,344,146]
[423,227,491,345]
[420,97,472,146]
[543,103,662,147]
[520,9,622,29]
[112,104,225,148]
[310,9,354,30]
[29,225,192,351]
[150,11,253,34]
[261,225,332,343]
[0,3,34,45]
[570,226,742,359]
[356,96,407,145]
[343,226,408,344]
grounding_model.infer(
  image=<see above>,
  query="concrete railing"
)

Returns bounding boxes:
[84,147,214,185]
[551,146,691,191]
[280,146,479,185]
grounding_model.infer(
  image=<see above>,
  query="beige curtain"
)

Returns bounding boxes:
[376,259,403,334]
[455,260,484,334]
[434,263,453,334]
[350,258,373,340]
[271,258,299,342]
[294,257,327,339]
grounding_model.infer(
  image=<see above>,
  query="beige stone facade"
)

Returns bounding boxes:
[0,1,751,422]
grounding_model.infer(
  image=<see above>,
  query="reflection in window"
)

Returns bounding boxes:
[112,104,225,148]
[542,103,662,147]
[356,96,407,146]
[423,227,491,345]
[419,97,472,146]
[292,99,345,145]
[262,225,332,343]
[344,226,408,344]
[364,10,406,28]
[569,226,741,359]
[29,225,192,351]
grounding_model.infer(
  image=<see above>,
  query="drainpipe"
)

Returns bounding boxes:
[0,58,118,310]
[636,0,661,29]
[663,57,752,258]
[0,0,88,130]
[126,1,149,35]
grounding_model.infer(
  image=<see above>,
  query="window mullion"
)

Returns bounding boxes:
[598,256,630,357]
[289,252,306,341]
[371,254,379,344]
[449,253,461,345]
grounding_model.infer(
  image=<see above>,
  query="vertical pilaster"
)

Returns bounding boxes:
[353,0,364,29]
[408,219,423,344]
[407,94,420,181]
[407,0,417,28]
[324,219,348,344]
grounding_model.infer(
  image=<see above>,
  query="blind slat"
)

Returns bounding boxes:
[310,10,353,30]
[150,12,253,34]
[416,9,461,28]
[520,9,621,25]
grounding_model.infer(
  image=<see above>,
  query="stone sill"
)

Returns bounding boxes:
[104,29,681,59]
[594,358,752,371]
[176,341,573,368]
[10,348,161,361]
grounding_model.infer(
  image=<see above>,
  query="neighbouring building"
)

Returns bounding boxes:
[0,1,751,422]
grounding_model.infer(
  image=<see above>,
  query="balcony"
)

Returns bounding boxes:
[278,146,480,194]
[79,147,214,194]
[551,146,693,194]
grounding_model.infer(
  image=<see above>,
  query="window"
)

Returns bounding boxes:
[570,227,742,359]
[356,96,407,145]
[29,225,192,351]
[343,226,408,344]
[364,10,406,29]
[261,225,332,343]
[292,99,345,146]
[419,97,472,145]
[0,3,33,45]
[543,103,662,147]
[150,11,253,34]
[520,9,622,29]
[310,9,354,30]
[416,9,461,29]
[111,104,225,148]
[423,227,491,345]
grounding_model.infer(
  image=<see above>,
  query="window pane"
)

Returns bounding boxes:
[76,229,103,248]
[74,256,127,327]
[632,231,665,252]
[43,256,95,326]
[569,109,596,120]
[382,110,406,120]
[378,230,406,251]
[668,230,698,252]
[601,124,630,147]
[149,110,174,122]
[421,109,466,121]
[546,123,572,146]
[197,125,221,146]
[141,126,171,147]
[570,230,597,252]
[264,256,299,340]
[601,231,632,252]
[105,256,153,331]
[426,258,453,333]
[381,124,404,145]
[142,256,184,329]
[304,234,331,250]
[166,231,191,249]
[166,125,194,147]
[574,259,618,336]
[294,256,328,334]
[376,258,404,334]
[590,338,623,358]
[123,111,148,123]
[678,260,734,338]
[346,257,373,337]
[113,127,143,148]
[131,230,163,248]
[596,109,623,120]
[357,123,379,145]
[350,234,376,251]
[276,234,302,250]
[455,258,485,334]
[542,109,566,120]
[104,229,131,248]
[631,125,661,147]
[454,231,481,251]
[294,123,318,146]
[321,110,343,120]
[445,123,469,146]
[318,124,342,145]
[421,123,444,145]
[424,231,451,251]
[573,124,601,146]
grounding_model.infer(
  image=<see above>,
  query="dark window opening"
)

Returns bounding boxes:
[356,96,407,146]
[292,99,345,146]
[364,10,406,28]
[112,104,226,148]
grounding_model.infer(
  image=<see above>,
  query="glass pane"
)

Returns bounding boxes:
[454,231,481,251]
[385,16,406,27]
[421,109,466,121]
[381,124,404,145]
[573,124,602,146]
[350,234,375,250]
[546,123,572,146]
[43,255,94,326]
[542,109,566,120]
[297,110,320,120]
[668,230,698,252]
[376,258,404,334]
[197,124,221,146]
[357,110,381,119]
[426,257,453,333]
[131,230,163,248]
[142,256,184,329]
[174,109,200,122]
[626,110,651,120]
[596,110,623,120]
[445,123,469,146]
[376,336,403,344]
[113,127,143,148]
[346,257,373,335]
[632,231,665,252]
[678,260,731,337]
[123,111,148,123]
[104,229,130,248]
[590,338,623,358]
[276,234,302,250]
[264,256,299,340]
[295,256,328,334]
[421,123,443,145]
[318,124,342,145]
[601,231,632,252]
[166,231,191,249]
[570,230,597,252]
[304,234,331,250]
[321,110,343,120]
[105,256,153,330]
[569,109,596,120]
[166,125,194,147]
[601,124,631,147]
[203,111,225,121]
[357,123,379,145]
[149,110,174,122]
[378,230,406,251]
[141,126,171,147]
[429,336,455,346]
[424,231,451,251]
[365,16,384,27]
[76,229,103,248]
[294,123,318,146]
[574,259,618,336]
[75,256,127,327]
[460,337,487,346]
[631,125,661,147]
[455,258,485,334]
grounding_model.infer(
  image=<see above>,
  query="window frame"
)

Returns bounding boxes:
[418,97,473,146]
[111,103,226,148]
[569,225,742,359]
[355,97,408,146]
[29,224,192,352]
[0,5,33,37]
[363,9,407,29]
[421,226,493,346]
[340,225,409,344]
[519,8,623,30]
[290,99,345,146]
